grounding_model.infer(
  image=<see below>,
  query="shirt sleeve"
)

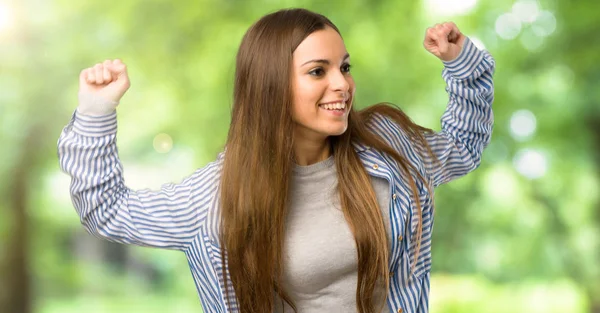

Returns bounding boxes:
[423,37,496,187]
[57,110,220,251]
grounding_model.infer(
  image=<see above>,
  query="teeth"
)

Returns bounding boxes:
[320,101,346,110]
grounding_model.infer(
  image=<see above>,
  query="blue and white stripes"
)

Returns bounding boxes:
[57,37,494,313]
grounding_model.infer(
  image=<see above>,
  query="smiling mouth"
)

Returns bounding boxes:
[318,100,349,111]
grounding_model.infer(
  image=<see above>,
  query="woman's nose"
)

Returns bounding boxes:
[330,71,350,93]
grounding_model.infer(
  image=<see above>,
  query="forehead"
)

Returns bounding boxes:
[293,27,348,64]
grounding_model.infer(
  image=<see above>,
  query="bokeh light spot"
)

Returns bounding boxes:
[153,133,173,154]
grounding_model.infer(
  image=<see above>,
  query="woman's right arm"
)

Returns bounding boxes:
[57,60,219,251]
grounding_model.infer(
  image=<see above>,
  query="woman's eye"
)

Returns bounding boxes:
[309,68,325,76]
[341,63,352,73]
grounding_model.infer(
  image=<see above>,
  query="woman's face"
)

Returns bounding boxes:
[291,26,355,140]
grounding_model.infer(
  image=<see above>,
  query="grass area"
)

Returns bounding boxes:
[37,275,587,313]
[430,275,586,313]
[38,296,202,313]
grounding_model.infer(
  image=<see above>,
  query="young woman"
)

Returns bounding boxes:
[58,8,495,313]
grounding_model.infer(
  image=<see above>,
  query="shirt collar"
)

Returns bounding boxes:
[351,140,371,153]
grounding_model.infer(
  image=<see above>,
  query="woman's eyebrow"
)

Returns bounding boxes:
[301,53,350,66]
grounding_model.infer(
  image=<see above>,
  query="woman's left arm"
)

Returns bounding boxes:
[421,23,496,187]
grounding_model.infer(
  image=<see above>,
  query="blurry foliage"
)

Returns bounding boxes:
[0,0,598,312]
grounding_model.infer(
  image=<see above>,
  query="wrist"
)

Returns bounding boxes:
[77,92,119,116]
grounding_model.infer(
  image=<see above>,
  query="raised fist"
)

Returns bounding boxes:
[423,22,466,62]
[77,59,130,116]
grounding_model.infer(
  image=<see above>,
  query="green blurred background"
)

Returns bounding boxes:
[1,0,599,312]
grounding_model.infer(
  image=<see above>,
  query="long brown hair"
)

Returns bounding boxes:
[219,8,434,313]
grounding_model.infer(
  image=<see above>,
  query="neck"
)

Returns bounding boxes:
[293,128,331,166]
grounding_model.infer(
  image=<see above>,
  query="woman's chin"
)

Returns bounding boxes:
[324,125,348,137]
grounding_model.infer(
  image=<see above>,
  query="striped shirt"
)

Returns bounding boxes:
[57,37,495,313]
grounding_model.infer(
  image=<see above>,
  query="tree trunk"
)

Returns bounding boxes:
[1,122,48,313]
[586,116,600,313]
[3,146,33,313]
